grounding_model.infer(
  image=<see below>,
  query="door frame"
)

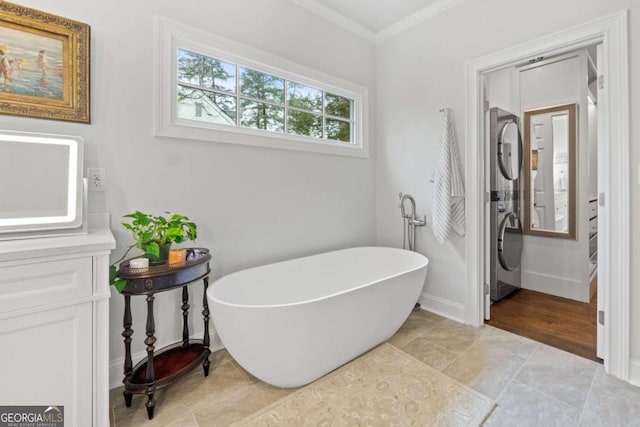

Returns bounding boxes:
[464,10,629,380]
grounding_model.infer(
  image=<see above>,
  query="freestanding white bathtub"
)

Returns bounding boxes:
[207,246,429,388]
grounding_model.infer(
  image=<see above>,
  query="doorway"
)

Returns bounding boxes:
[487,288,598,360]
[464,11,630,380]
[483,48,600,362]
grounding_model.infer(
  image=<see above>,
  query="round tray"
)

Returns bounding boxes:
[118,248,211,294]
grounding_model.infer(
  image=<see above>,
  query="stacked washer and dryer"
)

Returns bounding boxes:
[489,108,524,302]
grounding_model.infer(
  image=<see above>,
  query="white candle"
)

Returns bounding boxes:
[129,258,149,269]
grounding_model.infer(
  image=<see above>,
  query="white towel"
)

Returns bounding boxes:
[432,109,465,244]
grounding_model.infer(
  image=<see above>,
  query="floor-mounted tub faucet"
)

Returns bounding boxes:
[399,193,426,251]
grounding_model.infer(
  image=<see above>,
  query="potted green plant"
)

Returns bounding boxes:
[122,211,197,262]
[109,211,198,292]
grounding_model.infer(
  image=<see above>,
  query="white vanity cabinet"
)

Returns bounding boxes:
[0,229,115,427]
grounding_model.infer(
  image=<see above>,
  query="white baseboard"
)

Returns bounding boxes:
[522,270,590,302]
[109,336,225,389]
[629,358,640,387]
[417,292,466,323]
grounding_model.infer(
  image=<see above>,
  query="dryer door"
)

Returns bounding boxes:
[497,120,523,180]
[498,212,523,271]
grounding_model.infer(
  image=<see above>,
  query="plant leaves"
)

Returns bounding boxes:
[169,213,187,221]
[127,211,151,225]
[166,227,184,238]
[109,265,118,284]
[146,242,160,257]
[121,211,198,256]
[110,265,127,293]
[114,278,127,293]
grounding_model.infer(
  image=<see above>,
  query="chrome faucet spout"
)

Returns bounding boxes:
[399,193,416,219]
[398,192,425,252]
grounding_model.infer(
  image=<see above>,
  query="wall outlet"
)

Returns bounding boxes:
[87,168,106,192]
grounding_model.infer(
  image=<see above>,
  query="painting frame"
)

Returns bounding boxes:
[0,2,90,123]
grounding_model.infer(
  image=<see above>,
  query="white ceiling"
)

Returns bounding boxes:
[290,0,462,42]
[315,0,442,33]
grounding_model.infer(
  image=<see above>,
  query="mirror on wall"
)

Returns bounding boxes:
[523,103,577,239]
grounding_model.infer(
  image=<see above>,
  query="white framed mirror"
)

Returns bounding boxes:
[0,130,84,238]
[523,103,577,239]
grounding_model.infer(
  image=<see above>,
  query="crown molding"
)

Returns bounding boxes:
[289,0,377,43]
[376,0,466,42]
[289,0,465,44]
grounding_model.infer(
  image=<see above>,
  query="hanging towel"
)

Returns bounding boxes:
[432,109,466,244]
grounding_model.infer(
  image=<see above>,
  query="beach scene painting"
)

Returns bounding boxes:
[0,25,64,100]
[0,2,89,122]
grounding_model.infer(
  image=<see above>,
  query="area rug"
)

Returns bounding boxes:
[232,343,495,426]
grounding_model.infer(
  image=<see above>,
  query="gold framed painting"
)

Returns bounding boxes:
[0,2,90,122]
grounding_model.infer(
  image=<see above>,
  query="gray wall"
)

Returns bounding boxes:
[375,0,639,376]
[0,0,376,385]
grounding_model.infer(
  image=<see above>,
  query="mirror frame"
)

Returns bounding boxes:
[523,103,577,239]
[0,130,84,239]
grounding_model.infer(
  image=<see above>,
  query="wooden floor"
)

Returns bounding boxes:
[486,288,600,362]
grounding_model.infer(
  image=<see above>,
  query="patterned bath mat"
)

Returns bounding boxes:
[232,343,495,426]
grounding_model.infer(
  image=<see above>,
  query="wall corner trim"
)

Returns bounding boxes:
[417,292,466,324]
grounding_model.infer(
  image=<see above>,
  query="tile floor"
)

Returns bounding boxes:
[110,309,640,426]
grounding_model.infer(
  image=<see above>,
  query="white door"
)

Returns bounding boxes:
[596,43,605,360]
[483,77,491,320]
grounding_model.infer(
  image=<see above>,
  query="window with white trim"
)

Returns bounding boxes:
[176,49,355,143]
[155,18,368,157]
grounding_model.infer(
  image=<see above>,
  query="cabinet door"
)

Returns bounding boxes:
[0,257,92,313]
[0,303,92,427]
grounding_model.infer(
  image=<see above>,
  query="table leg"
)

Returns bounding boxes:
[145,294,157,420]
[122,295,133,407]
[202,277,211,376]
[182,286,189,348]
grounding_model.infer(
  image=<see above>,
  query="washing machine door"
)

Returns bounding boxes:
[497,120,523,180]
[498,212,523,271]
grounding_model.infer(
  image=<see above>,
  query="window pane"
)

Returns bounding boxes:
[325,93,352,119]
[287,110,322,138]
[177,49,236,93]
[326,118,351,142]
[240,100,284,132]
[239,68,284,104]
[287,82,322,113]
[177,85,236,125]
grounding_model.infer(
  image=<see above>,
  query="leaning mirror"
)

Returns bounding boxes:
[0,130,85,239]
[523,104,576,239]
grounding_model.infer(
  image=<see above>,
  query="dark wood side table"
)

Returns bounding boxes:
[118,248,212,420]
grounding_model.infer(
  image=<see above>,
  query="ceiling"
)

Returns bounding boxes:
[290,0,461,42]
[315,0,442,33]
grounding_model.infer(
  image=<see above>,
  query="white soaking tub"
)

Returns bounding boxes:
[207,246,429,387]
